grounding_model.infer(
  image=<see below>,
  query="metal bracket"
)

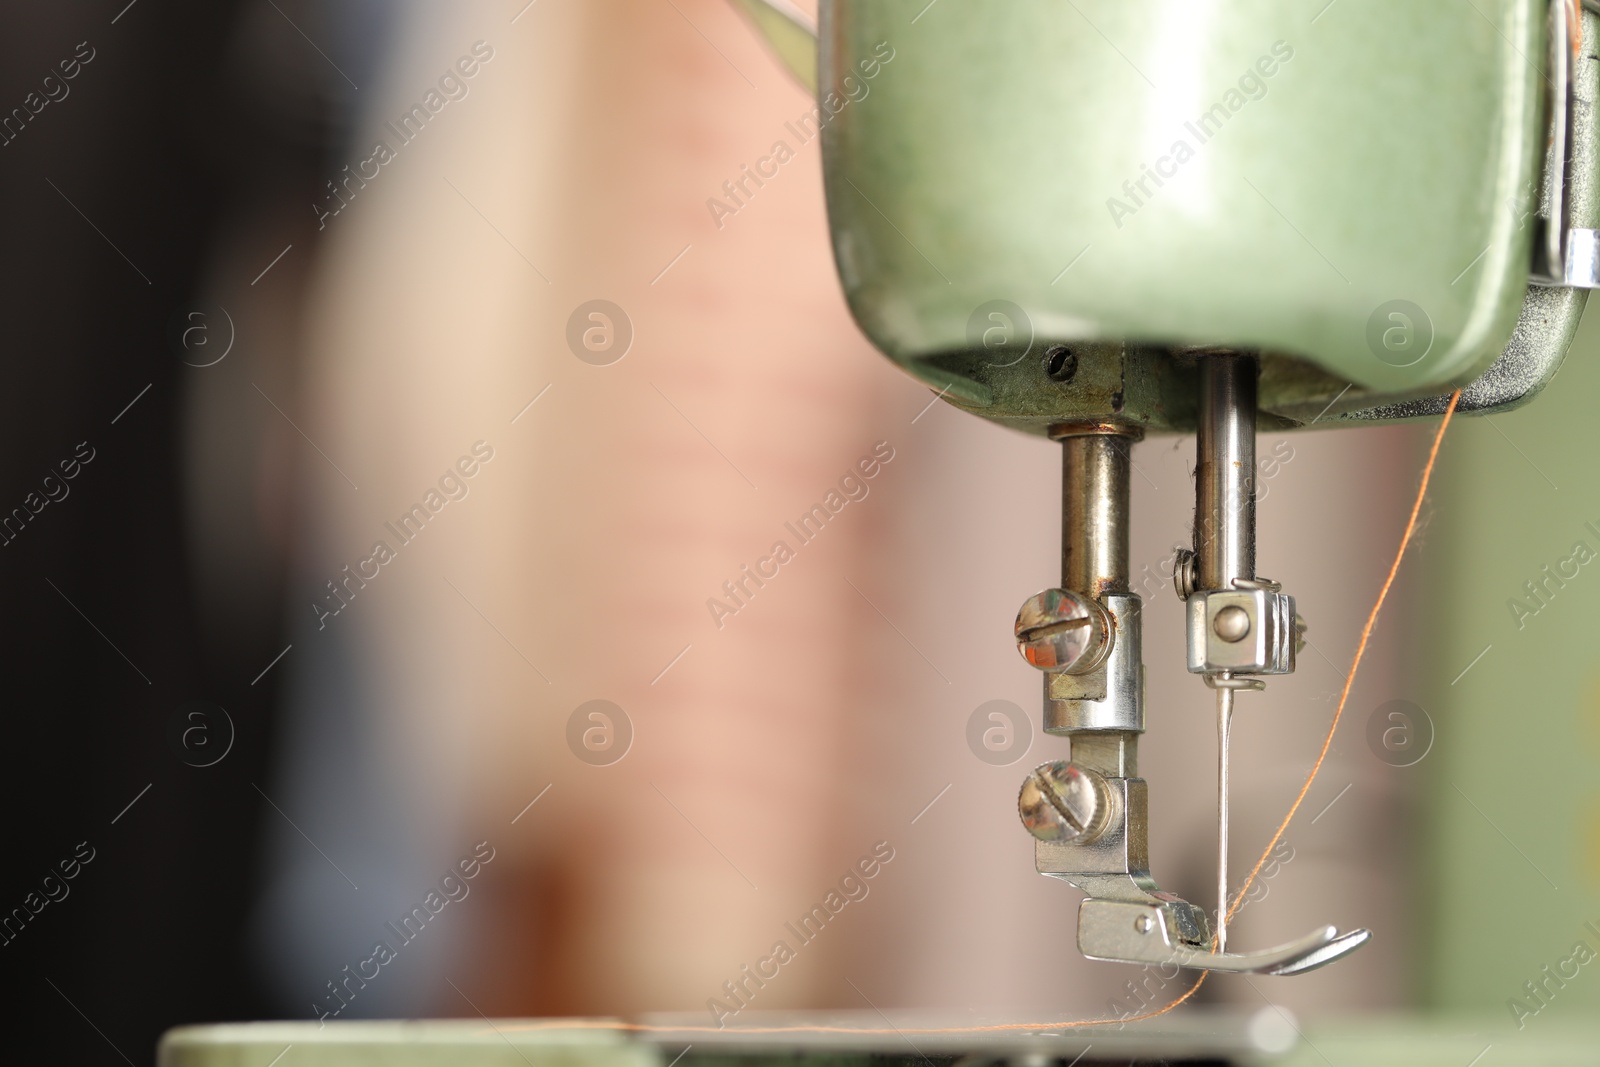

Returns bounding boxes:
[1533,0,1600,287]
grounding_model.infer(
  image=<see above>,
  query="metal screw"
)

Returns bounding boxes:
[1135,914,1154,934]
[1173,548,1198,600]
[1015,588,1110,673]
[1018,760,1107,843]
[1213,604,1251,643]
[1043,345,1078,383]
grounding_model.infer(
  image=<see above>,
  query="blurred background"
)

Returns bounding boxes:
[2,1,1597,1064]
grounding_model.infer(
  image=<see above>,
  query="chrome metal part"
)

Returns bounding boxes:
[1036,776,1187,908]
[1213,605,1250,642]
[1069,732,1137,778]
[1017,761,1111,844]
[1195,356,1255,591]
[1036,771,1367,978]
[1185,585,1297,676]
[1026,374,1365,975]
[1058,430,1134,596]
[1045,593,1142,733]
[1078,902,1372,977]
[1044,429,1144,734]
[1045,350,1367,975]
[1186,357,1297,678]
[1172,547,1198,600]
[1014,588,1111,674]
[1530,0,1600,289]
[1216,687,1233,954]
[1560,227,1600,287]
[1534,0,1572,284]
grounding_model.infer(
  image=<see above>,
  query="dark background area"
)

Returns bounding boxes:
[0,2,339,1060]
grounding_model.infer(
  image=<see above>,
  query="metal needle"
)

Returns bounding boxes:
[1196,354,1254,958]
[1217,682,1233,953]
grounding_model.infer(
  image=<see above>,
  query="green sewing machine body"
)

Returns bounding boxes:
[819,0,1591,433]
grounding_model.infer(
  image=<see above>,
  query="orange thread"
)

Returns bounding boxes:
[1223,388,1460,927]
[492,390,1462,1040]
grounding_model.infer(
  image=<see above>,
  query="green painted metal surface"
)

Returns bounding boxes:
[1282,1017,1600,1066]
[156,1015,1600,1064]
[1423,299,1600,1020]
[820,0,1543,415]
[159,1021,659,1067]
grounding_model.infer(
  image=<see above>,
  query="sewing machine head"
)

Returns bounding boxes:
[740,0,1597,975]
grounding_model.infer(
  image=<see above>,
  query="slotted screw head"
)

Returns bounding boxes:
[1173,548,1198,600]
[1014,589,1110,673]
[1018,760,1108,843]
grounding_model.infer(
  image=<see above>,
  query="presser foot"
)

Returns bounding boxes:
[1075,898,1371,976]
[1025,760,1372,978]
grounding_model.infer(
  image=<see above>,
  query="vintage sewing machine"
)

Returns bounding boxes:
[776,0,1598,977]
[163,0,1600,1062]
